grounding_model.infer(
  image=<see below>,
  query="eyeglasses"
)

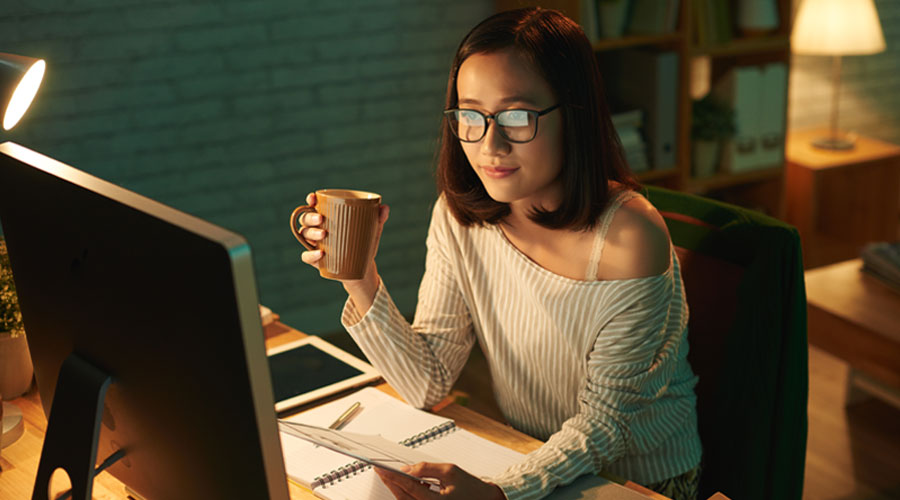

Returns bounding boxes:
[443,104,560,143]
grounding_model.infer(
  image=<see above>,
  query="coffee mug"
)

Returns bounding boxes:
[290,189,381,280]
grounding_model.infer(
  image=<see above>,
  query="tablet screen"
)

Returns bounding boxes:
[267,336,381,412]
[269,343,364,402]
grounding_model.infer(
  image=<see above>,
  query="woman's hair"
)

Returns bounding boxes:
[436,7,639,230]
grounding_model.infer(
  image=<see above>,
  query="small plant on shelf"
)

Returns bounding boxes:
[691,95,735,177]
[692,94,735,141]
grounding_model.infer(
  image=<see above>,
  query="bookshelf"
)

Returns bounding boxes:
[495,0,794,215]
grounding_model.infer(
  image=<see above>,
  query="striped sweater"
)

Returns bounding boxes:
[341,191,702,500]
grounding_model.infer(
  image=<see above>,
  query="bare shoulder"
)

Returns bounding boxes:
[596,194,672,281]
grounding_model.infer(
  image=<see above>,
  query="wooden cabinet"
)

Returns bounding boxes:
[785,129,900,269]
[495,0,793,215]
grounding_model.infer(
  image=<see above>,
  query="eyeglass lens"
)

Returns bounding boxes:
[448,110,537,142]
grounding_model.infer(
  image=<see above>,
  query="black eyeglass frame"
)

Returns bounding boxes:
[443,103,561,143]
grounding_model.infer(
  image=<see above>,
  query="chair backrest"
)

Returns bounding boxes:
[643,186,808,500]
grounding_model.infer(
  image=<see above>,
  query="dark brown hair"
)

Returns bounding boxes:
[436,7,638,230]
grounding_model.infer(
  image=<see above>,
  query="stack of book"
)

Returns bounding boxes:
[612,109,649,173]
[861,241,900,292]
[582,0,680,41]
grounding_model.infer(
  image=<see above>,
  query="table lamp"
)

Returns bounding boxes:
[0,51,45,453]
[791,0,886,150]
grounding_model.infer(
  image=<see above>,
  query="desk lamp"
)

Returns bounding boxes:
[791,0,885,150]
[1,52,46,131]
[0,52,45,452]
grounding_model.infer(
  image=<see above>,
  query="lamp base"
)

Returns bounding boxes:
[812,135,856,151]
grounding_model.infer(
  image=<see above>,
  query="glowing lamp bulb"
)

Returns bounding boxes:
[3,59,45,131]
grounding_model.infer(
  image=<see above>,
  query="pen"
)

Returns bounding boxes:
[328,401,362,430]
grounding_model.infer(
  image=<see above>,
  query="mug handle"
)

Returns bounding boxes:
[290,205,319,251]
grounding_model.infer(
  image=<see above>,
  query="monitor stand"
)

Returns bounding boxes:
[32,353,112,500]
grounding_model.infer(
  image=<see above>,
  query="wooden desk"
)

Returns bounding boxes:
[0,323,667,499]
[784,129,900,269]
[805,259,900,407]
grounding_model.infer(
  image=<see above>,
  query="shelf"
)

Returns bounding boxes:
[636,168,680,183]
[691,35,790,57]
[592,33,684,52]
[687,165,783,193]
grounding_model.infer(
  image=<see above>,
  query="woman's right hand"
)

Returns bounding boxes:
[296,191,390,315]
[298,192,327,269]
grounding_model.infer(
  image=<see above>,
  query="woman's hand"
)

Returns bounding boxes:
[375,463,506,500]
[297,191,390,313]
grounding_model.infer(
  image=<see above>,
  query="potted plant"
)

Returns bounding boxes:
[691,95,736,178]
[0,236,33,401]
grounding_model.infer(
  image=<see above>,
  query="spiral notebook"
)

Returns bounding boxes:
[278,387,525,500]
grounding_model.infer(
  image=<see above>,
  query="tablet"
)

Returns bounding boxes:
[267,336,381,413]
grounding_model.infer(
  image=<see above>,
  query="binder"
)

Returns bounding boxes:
[714,66,763,172]
[608,49,679,170]
[757,62,787,167]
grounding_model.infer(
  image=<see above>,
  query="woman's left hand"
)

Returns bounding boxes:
[374,462,506,500]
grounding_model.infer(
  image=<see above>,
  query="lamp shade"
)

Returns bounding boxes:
[791,0,886,55]
[0,52,46,131]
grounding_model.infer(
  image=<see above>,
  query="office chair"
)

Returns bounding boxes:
[643,186,808,500]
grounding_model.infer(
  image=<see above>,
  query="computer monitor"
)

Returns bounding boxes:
[0,142,290,500]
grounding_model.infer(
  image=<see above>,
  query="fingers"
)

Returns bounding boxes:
[306,192,317,206]
[300,249,324,266]
[406,462,456,482]
[375,469,418,500]
[299,211,323,227]
[372,204,390,252]
[374,467,439,500]
[300,226,326,241]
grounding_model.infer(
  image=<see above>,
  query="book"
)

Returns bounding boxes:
[861,241,900,292]
[278,387,524,500]
[628,0,680,35]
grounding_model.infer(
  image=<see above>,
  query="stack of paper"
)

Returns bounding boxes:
[612,110,650,173]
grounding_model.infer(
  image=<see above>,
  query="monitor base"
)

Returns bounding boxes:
[31,354,111,500]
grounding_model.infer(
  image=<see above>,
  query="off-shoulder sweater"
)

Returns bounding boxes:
[341,191,702,500]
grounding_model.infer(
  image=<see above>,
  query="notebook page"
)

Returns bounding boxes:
[415,428,525,478]
[313,468,397,500]
[280,387,451,487]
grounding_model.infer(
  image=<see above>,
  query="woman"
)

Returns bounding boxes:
[297,8,701,500]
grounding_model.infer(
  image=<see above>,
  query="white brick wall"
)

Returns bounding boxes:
[1,1,493,336]
[789,0,900,145]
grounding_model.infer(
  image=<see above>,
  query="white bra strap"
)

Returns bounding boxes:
[585,190,640,281]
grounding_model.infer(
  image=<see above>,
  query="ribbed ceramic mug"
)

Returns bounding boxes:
[290,189,381,280]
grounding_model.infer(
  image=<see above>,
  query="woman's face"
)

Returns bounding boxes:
[455,49,564,211]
